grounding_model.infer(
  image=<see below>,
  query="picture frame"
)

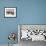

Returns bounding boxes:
[4,7,16,18]
[18,24,46,42]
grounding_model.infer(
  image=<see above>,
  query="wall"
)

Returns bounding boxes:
[19,0,46,24]
[0,0,46,44]
[0,0,20,44]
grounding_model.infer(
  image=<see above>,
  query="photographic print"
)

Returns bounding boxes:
[18,25,46,41]
[5,8,16,17]
[18,24,46,46]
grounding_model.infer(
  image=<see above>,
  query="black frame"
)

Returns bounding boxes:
[4,7,17,18]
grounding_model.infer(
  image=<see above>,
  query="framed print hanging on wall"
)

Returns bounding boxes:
[5,7,16,18]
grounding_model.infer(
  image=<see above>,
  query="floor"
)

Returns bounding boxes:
[0,40,46,46]
[19,39,46,46]
[0,44,18,46]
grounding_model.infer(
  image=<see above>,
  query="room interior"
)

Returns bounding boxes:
[0,0,46,46]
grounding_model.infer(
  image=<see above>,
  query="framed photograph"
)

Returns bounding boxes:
[5,7,16,18]
[18,24,46,42]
